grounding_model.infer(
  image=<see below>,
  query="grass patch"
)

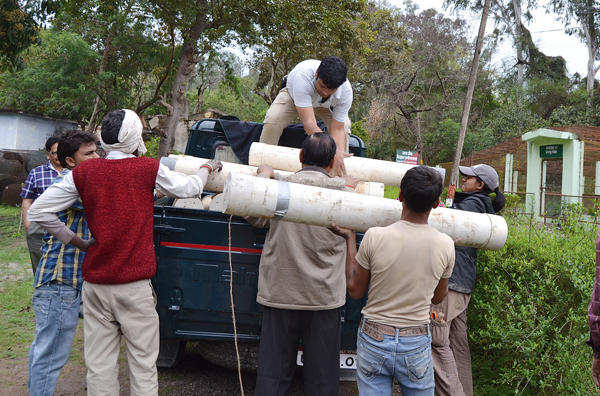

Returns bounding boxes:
[0,204,36,360]
[384,185,399,199]
[0,270,35,359]
[0,204,28,264]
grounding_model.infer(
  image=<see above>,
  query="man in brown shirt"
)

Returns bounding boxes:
[248,132,357,396]
[331,166,455,396]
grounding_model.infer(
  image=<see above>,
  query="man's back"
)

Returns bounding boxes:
[357,220,455,328]
[256,169,348,310]
[72,156,159,284]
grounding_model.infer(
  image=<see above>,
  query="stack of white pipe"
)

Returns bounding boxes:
[210,173,508,251]
[249,143,416,187]
[161,155,385,197]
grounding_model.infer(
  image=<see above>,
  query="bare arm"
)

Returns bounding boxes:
[296,107,351,175]
[431,278,449,304]
[296,106,323,134]
[21,198,33,230]
[330,223,370,300]
[69,235,96,252]
[330,121,352,176]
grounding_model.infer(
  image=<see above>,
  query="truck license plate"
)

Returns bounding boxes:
[296,350,357,370]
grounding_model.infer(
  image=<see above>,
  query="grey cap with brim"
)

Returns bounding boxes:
[459,164,499,190]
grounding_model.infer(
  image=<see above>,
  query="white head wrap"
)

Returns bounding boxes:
[100,109,147,155]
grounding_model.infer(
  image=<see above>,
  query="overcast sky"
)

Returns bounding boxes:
[389,0,590,77]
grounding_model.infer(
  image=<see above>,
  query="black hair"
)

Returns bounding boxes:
[45,136,60,152]
[57,129,98,168]
[316,56,347,89]
[101,109,126,144]
[400,166,443,213]
[478,177,506,213]
[301,132,337,168]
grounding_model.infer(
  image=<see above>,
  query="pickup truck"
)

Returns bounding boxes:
[153,118,367,377]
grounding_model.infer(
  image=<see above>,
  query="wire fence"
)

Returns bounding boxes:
[503,191,600,226]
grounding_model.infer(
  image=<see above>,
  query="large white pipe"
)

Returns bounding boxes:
[249,143,416,187]
[160,155,384,197]
[210,173,508,251]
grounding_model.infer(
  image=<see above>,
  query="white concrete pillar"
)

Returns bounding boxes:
[595,162,600,195]
[211,173,508,251]
[512,171,518,192]
[541,160,547,214]
[504,154,513,192]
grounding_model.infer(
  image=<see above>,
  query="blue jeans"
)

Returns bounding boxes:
[28,282,81,396]
[356,324,434,396]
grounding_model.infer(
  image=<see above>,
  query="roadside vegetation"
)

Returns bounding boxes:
[472,204,596,395]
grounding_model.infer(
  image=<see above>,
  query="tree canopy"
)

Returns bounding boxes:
[0,0,599,168]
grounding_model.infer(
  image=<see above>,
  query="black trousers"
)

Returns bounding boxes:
[255,306,342,396]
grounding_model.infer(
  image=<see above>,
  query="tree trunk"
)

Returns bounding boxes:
[193,83,206,114]
[397,104,422,161]
[157,2,208,158]
[511,0,524,100]
[583,22,598,99]
[448,0,491,204]
[87,34,113,134]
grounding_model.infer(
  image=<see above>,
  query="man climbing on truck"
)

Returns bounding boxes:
[248,132,358,396]
[330,165,455,396]
[260,56,353,176]
[28,109,222,396]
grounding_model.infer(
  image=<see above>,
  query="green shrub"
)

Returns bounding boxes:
[471,207,596,394]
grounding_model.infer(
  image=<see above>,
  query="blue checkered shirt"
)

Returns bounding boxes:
[20,161,60,200]
[34,169,89,290]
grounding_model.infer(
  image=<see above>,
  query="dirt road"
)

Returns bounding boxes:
[1,333,368,396]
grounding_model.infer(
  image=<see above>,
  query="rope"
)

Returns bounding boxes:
[228,215,245,396]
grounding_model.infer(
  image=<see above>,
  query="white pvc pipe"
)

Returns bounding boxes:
[210,173,508,251]
[161,155,384,197]
[249,143,416,187]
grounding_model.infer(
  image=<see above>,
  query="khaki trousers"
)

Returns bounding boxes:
[430,290,473,396]
[26,221,44,275]
[82,279,159,396]
[260,88,351,152]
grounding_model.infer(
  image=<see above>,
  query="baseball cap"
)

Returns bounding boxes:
[459,164,499,190]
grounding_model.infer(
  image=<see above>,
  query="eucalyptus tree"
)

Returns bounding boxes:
[548,0,600,97]
[443,0,539,93]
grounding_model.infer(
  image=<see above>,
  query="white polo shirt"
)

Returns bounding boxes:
[286,59,353,123]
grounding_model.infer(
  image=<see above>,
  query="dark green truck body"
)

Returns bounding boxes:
[152,119,366,372]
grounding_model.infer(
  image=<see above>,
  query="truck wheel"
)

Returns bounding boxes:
[195,340,259,372]
[157,339,186,368]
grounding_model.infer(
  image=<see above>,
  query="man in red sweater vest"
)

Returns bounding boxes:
[29,109,222,396]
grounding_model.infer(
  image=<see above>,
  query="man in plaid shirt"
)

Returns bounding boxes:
[28,130,99,396]
[20,136,63,275]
